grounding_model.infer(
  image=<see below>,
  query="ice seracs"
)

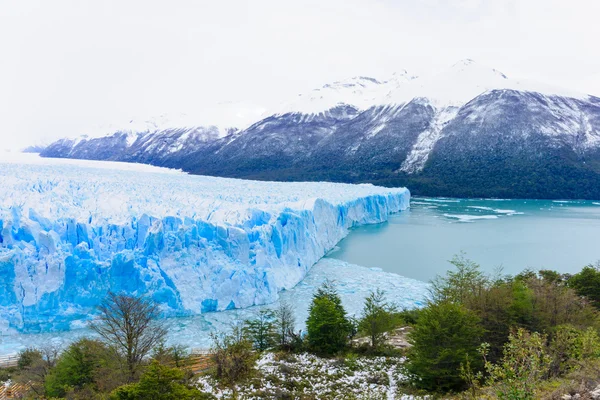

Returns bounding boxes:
[0,154,410,334]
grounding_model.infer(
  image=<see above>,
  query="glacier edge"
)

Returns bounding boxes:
[0,160,410,334]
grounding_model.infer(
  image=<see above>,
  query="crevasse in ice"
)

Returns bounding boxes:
[0,155,410,333]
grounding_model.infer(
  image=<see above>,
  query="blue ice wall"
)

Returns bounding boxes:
[0,169,409,333]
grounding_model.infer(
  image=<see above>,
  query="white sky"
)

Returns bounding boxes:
[1,0,600,151]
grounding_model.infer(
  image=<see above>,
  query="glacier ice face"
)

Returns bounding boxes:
[0,258,429,354]
[0,154,410,334]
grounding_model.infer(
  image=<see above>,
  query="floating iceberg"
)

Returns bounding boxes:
[0,155,410,334]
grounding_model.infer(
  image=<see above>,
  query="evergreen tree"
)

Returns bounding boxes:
[406,301,484,392]
[306,281,351,355]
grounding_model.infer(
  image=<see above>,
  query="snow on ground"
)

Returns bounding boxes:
[197,352,421,399]
[0,154,411,335]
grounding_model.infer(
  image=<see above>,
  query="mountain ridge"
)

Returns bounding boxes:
[40,60,600,199]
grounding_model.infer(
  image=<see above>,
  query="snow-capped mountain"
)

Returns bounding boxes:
[42,102,266,164]
[274,71,415,118]
[40,60,600,199]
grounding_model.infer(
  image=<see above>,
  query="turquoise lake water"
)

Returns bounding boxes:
[327,198,600,282]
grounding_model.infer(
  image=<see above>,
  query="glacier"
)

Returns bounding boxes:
[0,154,410,335]
[0,258,429,354]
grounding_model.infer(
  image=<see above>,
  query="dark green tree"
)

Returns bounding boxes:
[306,281,351,355]
[406,301,484,392]
[45,338,105,397]
[244,309,276,351]
[358,289,398,349]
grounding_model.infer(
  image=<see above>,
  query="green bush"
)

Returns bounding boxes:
[483,328,551,400]
[394,308,422,326]
[45,338,122,398]
[406,301,484,392]
[17,348,43,370]
[0,367,13,383]
[306,281,352,355]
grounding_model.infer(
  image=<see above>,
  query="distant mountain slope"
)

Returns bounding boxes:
[40,60,600,199]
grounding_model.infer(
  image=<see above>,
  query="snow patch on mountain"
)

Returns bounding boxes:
[399,106,459,173]
[271,59,590,123]
[385,59,589,109]
[80,101,267,141]
[275,72,415,117]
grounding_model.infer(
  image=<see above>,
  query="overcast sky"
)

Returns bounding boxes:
[1,0,600,151]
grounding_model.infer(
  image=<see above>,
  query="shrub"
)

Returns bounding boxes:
[394,308,422,326]
[580,327,600,359]
[306,281,352,355]
[548,325,585,377]
[17,348,43,370]
[14,344,60,397]
[210,327,257,387]
[152,343,189,368]
[45,338,123,398]
[111,360,213,400]
[483,328,551,400]
[406,301,484,392]
[358,289,399,349]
